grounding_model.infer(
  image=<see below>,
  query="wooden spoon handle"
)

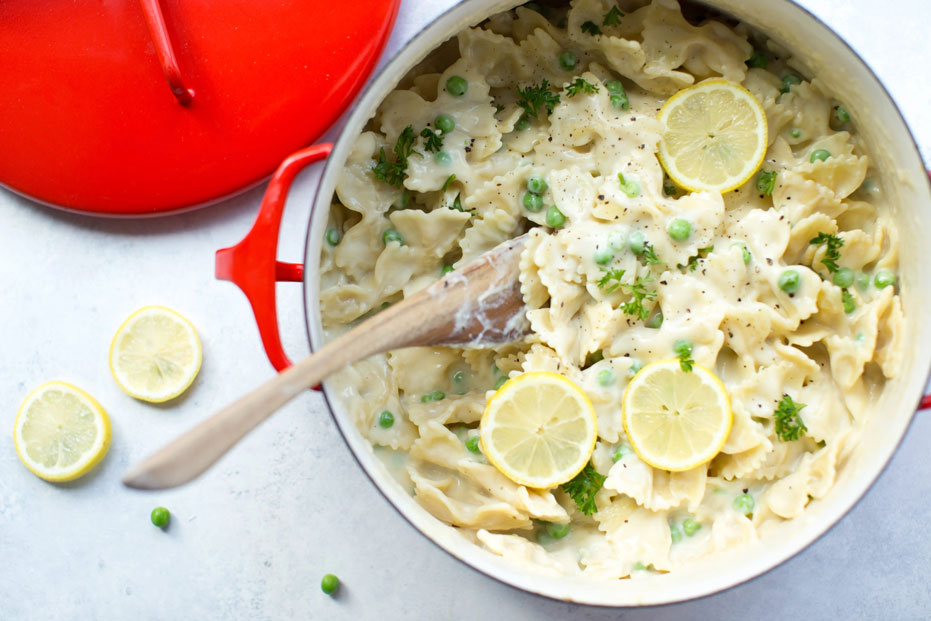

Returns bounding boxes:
[122,339,350,490]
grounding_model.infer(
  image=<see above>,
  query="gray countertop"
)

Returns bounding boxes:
[1,1,929,619]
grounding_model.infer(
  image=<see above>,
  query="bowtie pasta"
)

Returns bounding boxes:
[319,0,903,578]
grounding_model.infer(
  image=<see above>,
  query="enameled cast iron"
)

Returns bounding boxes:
[217,0,931,606]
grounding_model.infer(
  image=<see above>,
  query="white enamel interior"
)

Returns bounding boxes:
[302,0,931,606]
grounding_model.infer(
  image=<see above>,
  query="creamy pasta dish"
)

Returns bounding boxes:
[319,0,904,578]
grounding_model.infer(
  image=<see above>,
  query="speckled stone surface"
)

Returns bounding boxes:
[1,1,929,619]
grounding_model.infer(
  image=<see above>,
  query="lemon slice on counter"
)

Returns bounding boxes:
[622,360,732,472]
[14,381,112,482]
[480,372,597,489]
[657,79,768,193]
[109,306,202,403]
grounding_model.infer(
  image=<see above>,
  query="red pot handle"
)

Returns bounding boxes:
[215,143,332,373]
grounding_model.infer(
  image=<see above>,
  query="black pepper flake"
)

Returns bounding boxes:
[548,137,553,142]
[766,258,773,265]
[465,147,471,153]
[660,280,668,285]
[598,194,605,200]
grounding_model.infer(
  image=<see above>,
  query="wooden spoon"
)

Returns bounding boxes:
[123,234,530,490]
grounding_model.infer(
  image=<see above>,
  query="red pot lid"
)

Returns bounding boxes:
[0,0,400,215]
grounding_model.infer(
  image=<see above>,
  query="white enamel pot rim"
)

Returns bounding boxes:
[301,0,931,607]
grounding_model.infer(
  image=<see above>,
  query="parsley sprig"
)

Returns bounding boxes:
[596,267,626,293]
[774,394,807,441]
[420,127,444,153]
[673,340,694,372]
[638,243,663,266]
[619,275,657,320]
[809,232,843,274]
[565,78,599,98]
[372,125,420,187]
[561,463,605,516]
[603,5,624,26]
[516,80,561,120]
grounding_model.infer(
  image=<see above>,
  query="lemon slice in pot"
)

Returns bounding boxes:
[622,360,732,472]
[14,381,112,482]
[480,372,597,489]
[657,79,768,193]
[109,306,202,403]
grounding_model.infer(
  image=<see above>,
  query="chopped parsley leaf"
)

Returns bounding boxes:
[618,275,657,320]
[674,340,694,372]
[372,125,420,187]
[603,5,624,26]
[841,288,856,314]
[680,246,714,272]
[516,80,561,120]
[638,243,663,266]
[774,394,807,441]
[420,127,444,153]
[809,232,844,274]
[596,267,626,293]
[565,77,599,97]
[581,20,602,35]
[561,463,605,516]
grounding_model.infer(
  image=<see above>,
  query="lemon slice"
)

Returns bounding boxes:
[14,381,112,482]
[657,79,768,193]
[622,360,732,471]
[480,372,597,488]
[109,306,202,402]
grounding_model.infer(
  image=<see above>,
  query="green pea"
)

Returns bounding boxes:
[546,205,566,228]
[734,493,755,515]
[610,93,630,111]
[321,574,340,595]
[835,106,851,124]
[617,172,640,197]
[682,517,702,536]
[594,246,615,265]
[778,269,800,294]
[150,506,170,528]
[612,445,630,462]
[810,149,831,163]
[494,375,508,390]
[546,522,570,539]
[790,128,802,139]
[746,50,767,68]
[781,73,802,93]
[673,339,692,358]
[522,191,544,212]
[452,370,466,385]
[465,436,481,455]
[832,267,854,288]
[434,151,452,165]
[597,368,615,387]
[628,360,643,376]
[446,75,468,96]
[633,562,648,571]
[646,311,663,329]
[382,228,403,245]
[558,50,577,70]
[855,272,870,291]
[526,175,548,195]
[441,264,454,275]
[843,290,856,314]
[421,390,445,403]
[732,242,751,264]
[663,525,681,546]
[628,230,645,255]
[378,410,395,429]
[874,269,896,289]
[435,114,455,134]
[667,218,691,241]
[514,114,531,131]
[605,80,625,94]
[325,227,341,247]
